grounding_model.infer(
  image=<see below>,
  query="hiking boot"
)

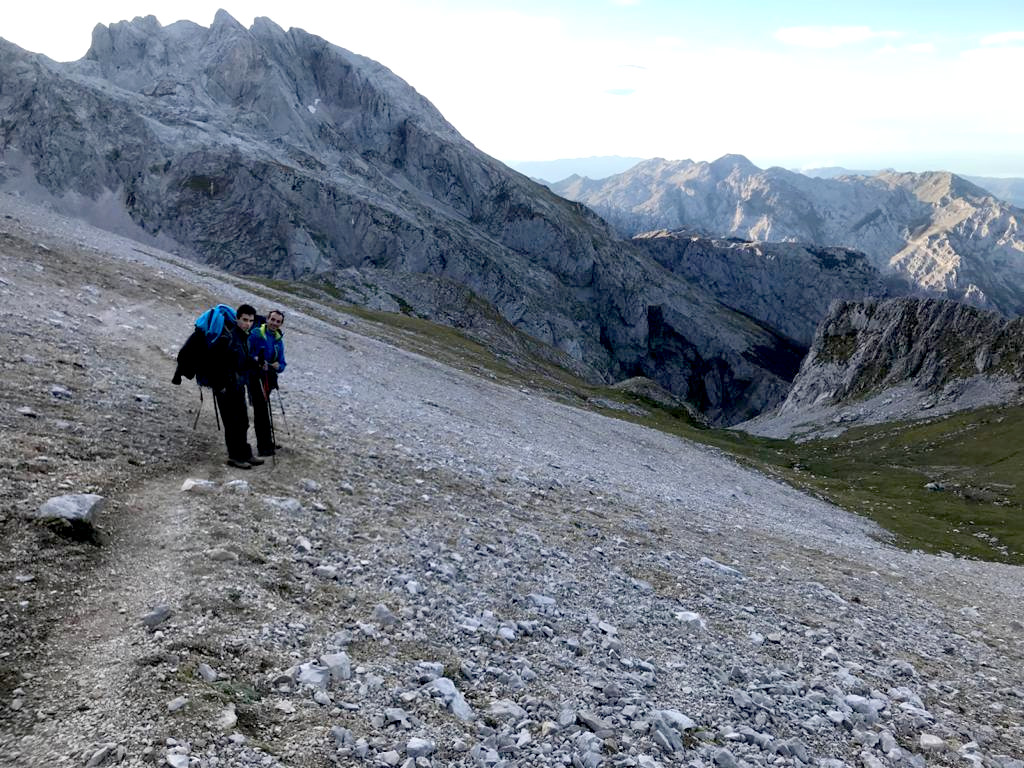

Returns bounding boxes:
[226,458,252,469]
[247,456,265,466]
[257,449,275,457]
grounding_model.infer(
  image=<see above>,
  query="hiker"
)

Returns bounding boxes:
[214,303,265,469]
[248,309,287,457]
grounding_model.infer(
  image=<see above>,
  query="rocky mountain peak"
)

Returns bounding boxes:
[211,8,249,35]
[708,153,757,177]
[879,169,994,206]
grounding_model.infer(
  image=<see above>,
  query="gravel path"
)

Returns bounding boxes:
[1,195,1022,768]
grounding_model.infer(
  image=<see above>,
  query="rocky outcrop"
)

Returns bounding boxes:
[0,13,887,426]
[552,157,1024,316]
[787,298,1024,404]
[739,298,1024,439]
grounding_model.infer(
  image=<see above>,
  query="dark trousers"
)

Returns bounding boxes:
[249,375,274,454]
[215,387,252,462]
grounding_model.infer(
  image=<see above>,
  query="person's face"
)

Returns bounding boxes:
[267,312,284,332]
[237,313,255,332]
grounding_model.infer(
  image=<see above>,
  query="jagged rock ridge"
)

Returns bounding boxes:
[551,156,1024,316]
[740,297,1024,439]
[0,12,891,425]
[785,297,1024,406]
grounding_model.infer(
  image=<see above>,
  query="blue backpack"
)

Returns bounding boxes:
[195,305,237,344]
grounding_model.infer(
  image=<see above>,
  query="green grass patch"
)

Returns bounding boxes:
[619,404,1024,565]
[785,405,1024,563]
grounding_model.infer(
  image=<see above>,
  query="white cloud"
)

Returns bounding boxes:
[980,30,1024,46]
[774,26,900,49]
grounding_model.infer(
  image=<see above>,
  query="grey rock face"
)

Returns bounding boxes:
[0,14,887,424]
[553,156,1024,316]
[740,297,1024,438]
[633,229,898,346]
[781,297,1024,410]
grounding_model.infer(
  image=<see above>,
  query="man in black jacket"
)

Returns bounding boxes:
[213,304,264,469]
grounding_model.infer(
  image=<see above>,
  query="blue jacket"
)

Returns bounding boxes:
[249,324,286,374]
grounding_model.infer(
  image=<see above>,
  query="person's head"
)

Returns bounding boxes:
[236,303,257,332]
[267,309,285,333]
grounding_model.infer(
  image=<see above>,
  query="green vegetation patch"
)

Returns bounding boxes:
[679,406,1024,565]
[540,384,1024,566]
[795,405,1024,563]
[818,332,859,364]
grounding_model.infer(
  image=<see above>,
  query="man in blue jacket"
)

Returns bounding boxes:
[248,309,287,457]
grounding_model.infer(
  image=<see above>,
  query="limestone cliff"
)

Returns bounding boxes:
[632,230,899,346]
[740,298,1024,439]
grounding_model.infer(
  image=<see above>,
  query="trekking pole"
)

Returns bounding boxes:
[274,387,291,435]
[263,374,277,465]
[192,387,204,430]
[193,386,221,431]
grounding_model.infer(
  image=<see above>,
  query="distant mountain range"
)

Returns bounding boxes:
[962,176,1024,209]
[804,167,1024,209]
[549,155,1024,316]
[524,156,1024,209]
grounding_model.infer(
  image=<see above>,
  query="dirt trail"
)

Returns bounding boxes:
[11,476,196,760]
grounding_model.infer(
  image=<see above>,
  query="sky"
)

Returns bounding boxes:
[4,1,1024,176]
